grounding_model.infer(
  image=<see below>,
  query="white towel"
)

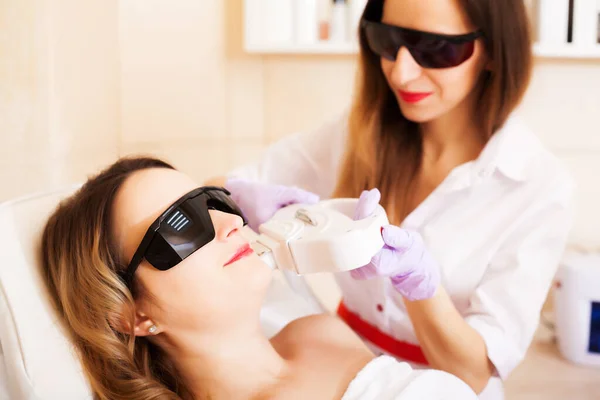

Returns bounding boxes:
[342,356,478,400]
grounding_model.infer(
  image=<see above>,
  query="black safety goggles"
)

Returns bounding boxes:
[361,1,483,69]
[121,187,246,289]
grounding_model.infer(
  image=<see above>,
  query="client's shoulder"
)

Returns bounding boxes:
[270,314,376,400]
[282,314,360,342]
[273,314,373,355]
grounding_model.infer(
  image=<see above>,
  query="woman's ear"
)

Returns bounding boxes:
[132,311,161,337]
[112,306,161,337]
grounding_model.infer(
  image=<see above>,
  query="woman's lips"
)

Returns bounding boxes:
[398,90,433,103]
[224,243,254,266]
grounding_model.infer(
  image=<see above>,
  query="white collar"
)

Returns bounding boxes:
[473,115,541,182]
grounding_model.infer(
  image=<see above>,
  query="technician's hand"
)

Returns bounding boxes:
[225,178,319,231]
[352,189,441,301]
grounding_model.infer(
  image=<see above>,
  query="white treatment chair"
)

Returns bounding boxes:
[0,187,325,400]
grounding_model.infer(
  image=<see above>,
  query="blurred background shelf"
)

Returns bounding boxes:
[533,44,600,59]
[245,42,358,55]
[245,42,600,59]
[244,0,600,59]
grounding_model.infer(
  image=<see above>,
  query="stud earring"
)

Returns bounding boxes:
[148,325,158,335]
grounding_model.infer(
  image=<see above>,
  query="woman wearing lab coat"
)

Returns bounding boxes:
[209,0,574,398]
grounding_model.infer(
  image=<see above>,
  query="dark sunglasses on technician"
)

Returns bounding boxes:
[121,186,246,289]
[360,1,484,69]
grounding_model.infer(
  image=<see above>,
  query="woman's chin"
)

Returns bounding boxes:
[228,255,273,289]
[399,107,439,124]
[396,98,446,124]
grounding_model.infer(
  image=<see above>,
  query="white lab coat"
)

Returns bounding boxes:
[230,113,575,399]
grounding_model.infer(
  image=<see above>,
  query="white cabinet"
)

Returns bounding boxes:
[243,0,360,54]
[244,0,600,59]
[536,0,600,58]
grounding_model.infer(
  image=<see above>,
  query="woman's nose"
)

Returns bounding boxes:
[390,47,423,86]
[211,210,244,241]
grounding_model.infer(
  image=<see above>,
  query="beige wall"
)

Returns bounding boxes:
[1,0,600,247]
[119,0,266,182]
[0,0,120,200]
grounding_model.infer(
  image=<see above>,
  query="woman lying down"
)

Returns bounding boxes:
[41,157,476,400]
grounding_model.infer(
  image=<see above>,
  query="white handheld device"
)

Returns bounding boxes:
[241,198,389,275]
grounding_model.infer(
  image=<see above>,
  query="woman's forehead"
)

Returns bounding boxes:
[111,168,197,258]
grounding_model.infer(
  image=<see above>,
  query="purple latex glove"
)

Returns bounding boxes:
[351,189,441,301]
[225,178,320,231]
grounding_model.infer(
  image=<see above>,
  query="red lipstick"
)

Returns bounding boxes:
[398,90,433,103]
[224,243,254,266]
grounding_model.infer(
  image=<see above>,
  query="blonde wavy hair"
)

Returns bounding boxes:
[334,0,533,224]
[41,157,195,400]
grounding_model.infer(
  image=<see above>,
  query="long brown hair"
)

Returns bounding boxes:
[334,0,533,224]
[41,157,195,400]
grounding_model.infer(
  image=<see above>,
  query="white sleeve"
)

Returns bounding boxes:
[464,172,576,380]
[228,113,349,199]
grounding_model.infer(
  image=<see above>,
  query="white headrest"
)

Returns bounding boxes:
[0,187,92,400]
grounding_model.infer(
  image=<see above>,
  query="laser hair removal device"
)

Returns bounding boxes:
[242,198,389,275]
